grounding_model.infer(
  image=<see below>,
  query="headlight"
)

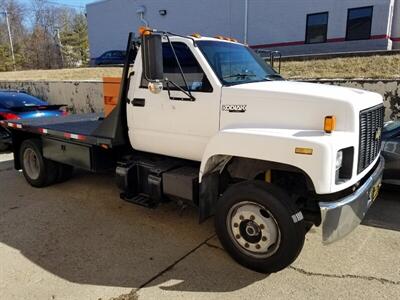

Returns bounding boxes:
[336,150,343,170]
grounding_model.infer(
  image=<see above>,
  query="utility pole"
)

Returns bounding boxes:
[1,10,16,71]
[54,28,64,67]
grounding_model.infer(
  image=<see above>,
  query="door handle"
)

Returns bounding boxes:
[132,98,145,107]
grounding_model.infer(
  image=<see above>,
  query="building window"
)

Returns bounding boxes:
[305,12,328,44]
[346,6,373,41]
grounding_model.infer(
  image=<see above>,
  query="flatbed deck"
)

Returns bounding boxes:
[0,113,116,147]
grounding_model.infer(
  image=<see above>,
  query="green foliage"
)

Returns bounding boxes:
[0,44,14,71]
[0,0,89,71]
[60,13,89,67]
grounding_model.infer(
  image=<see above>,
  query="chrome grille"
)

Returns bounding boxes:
[358,105,384,174]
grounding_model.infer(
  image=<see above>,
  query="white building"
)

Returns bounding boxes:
[86,0,400,58]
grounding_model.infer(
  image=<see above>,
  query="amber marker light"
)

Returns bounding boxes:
[324,116,336,133]
[138,26,152,36]
[295,147,313,155]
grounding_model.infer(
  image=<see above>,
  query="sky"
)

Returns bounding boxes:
[19,0,97,10]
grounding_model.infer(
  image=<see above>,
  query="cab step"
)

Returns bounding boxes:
[121,192,158,208]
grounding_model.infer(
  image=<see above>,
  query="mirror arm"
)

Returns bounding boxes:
[165,35,195,101]
[166,80,196,101]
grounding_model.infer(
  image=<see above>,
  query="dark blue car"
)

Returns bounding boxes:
[94,50,127,66]
[382,120,400,186]
[0,90,67,151]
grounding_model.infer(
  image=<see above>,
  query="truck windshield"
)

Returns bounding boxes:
[197,41,282,86]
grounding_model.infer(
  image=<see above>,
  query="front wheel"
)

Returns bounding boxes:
[215,181,306,273]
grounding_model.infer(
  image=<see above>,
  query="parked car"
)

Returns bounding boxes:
[0,90,67,151]
[382,120,400,186]
[93,50,127,66]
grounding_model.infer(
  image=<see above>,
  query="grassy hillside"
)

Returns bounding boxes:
[0,54,398,81]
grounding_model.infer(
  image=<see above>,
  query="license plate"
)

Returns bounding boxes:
[370,180,382,202]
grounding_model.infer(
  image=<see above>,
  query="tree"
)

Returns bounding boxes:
[0,0,27,71]
[60,12,89,67]
[0,0,89,71]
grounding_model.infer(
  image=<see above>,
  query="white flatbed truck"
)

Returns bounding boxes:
[0,29,385,273]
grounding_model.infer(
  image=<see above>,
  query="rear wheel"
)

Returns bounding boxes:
[19,139,58,187]
[215,180,306,273]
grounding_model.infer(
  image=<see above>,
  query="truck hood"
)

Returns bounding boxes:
[220,80,383,132]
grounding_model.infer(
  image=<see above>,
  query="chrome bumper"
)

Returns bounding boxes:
[319,156,385,244]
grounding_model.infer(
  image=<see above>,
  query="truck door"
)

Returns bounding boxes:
[127,41,220,161]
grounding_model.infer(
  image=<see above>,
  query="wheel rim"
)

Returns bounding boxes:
[23,148,40,180]
[227,201,281,258]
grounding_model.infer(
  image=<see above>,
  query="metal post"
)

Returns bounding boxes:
[1,10,16,70]
[244,0,249,44]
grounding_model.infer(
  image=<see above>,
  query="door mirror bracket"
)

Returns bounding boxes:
[148,81,163,94]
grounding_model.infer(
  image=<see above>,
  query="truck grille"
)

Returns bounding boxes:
[358,105,384,174]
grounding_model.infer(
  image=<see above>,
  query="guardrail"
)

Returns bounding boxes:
[280,49,400,61]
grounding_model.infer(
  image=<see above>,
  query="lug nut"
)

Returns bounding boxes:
[233,223,239,228]
[250,215,255,220]
[256,244,261,249]
[235,234,241,239]
[245,243,249,248]
[262,236,267,241]
[239,215,244,220]
[260,224,265,229]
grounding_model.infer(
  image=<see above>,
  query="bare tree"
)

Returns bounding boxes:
[0,0,89,71]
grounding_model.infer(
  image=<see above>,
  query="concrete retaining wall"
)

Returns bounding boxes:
[0,81,104,114]
[0,79,399,120]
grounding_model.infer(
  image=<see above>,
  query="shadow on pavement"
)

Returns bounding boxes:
[363,188,400,232]
[0,167,268,293]
[3,155,396,293]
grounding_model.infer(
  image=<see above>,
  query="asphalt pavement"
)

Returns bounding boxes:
[0,151,399,300]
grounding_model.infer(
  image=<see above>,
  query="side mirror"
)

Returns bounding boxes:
[141,34,164,81]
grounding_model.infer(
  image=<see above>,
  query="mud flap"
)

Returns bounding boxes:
[199,171,220,223]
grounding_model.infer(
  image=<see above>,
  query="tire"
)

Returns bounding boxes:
[19,139,58,187]
[215,180,306,273]
[56,163,74,183]
[0,142,9,152]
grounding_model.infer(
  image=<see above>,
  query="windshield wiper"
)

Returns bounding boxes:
[223,73,257,79]
[265,74,283,80]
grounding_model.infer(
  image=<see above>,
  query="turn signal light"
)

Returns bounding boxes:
[138,26,152,36]
[324,116,336,133]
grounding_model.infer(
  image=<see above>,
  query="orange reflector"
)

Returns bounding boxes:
[324,116,336,133]
[295,147,313,155]
[138,26,152,36]
[191,33,201,38]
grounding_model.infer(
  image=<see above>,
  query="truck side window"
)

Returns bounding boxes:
[141,42,213,92]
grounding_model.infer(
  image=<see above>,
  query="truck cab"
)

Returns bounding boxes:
[1,29,385,274]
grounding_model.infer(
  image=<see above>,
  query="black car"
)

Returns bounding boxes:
[382,120,400,186]
[93,50,127,66]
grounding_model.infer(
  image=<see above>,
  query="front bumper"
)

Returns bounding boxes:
[319,156,385,244]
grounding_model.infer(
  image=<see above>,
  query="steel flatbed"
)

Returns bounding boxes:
[0,113,116,148]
